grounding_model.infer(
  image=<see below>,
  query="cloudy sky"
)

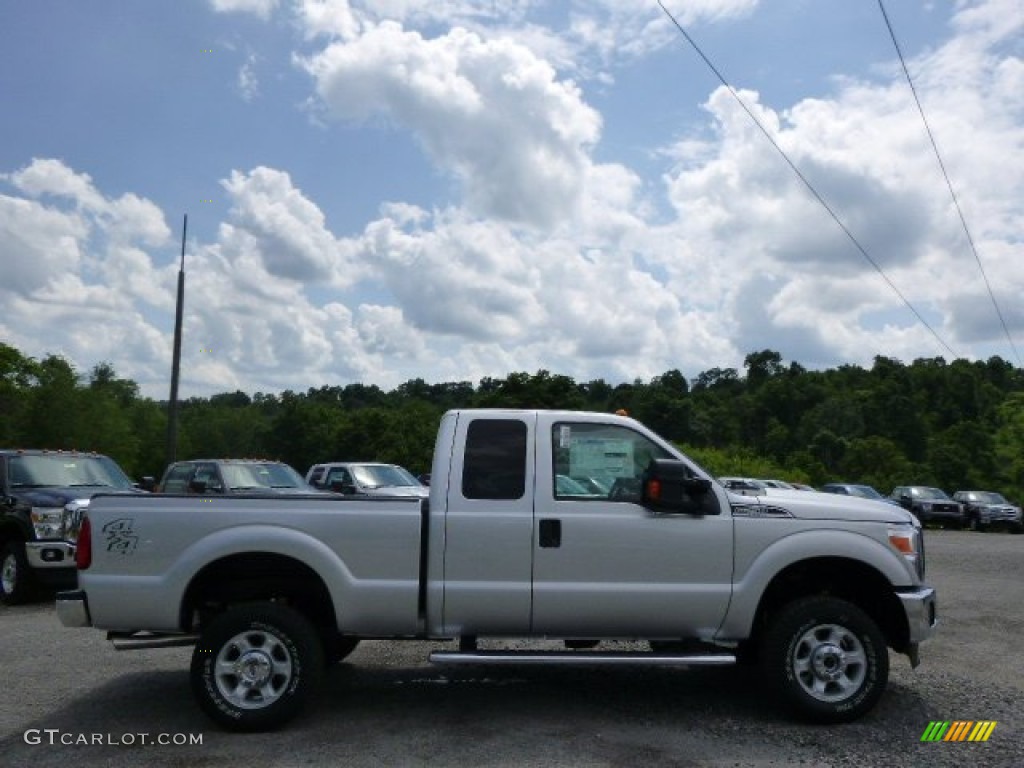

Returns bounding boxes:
[2,0,1022,399]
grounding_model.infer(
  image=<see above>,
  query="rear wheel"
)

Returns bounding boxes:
[761,596,888,723]
[191,603,324,731]
[0,541,35,605]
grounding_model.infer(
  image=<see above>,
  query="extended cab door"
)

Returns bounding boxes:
[439,413,536,635]
[530,414,734,639]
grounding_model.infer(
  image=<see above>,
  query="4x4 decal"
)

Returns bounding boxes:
[102,517,139,555]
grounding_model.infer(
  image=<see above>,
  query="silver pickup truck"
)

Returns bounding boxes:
[57,409,936,731]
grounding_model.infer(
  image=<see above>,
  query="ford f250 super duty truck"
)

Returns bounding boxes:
[0,449,147,604]
[57,409,937,732]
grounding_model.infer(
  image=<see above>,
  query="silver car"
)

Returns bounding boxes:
[306,462,429,498]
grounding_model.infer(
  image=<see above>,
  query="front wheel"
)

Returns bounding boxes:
[191,603,324,732]
[761,596,888,723]
[0,541,35,605]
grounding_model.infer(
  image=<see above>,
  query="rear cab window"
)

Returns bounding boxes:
[462,419,527,500]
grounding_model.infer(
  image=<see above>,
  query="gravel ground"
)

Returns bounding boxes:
[0,530,1020,767]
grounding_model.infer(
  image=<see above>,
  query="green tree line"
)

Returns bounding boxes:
[3,342,1023,501]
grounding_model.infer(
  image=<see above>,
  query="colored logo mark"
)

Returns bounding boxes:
[921,721,997,742]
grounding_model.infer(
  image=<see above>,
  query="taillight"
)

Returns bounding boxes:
[76,516,92,570]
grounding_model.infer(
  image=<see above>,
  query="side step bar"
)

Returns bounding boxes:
[108,632,200,651]
[429,650,736,667]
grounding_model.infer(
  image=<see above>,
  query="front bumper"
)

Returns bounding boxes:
[25,540,76,569]
[56,589,92,628]
[898,586,938,646]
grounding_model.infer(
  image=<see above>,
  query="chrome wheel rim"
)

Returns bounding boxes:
[791,623,866,703]
[1,552,17,595]
[214,629,294,710]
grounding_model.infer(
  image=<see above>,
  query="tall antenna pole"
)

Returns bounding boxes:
[166,213,187,466]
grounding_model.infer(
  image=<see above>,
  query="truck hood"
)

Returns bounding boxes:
[17,485,145,507]
[733,488,917,525]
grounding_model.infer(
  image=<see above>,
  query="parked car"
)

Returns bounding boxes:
[951,490,1023,533]
[156,459,316,495]
[306,462,429,498]
[0,449,148,604]
[759,479,796,490]
[821,483,901,506]
[718,477,767,496]
[889,486,965,528]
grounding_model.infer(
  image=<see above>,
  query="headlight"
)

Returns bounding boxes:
[30,507,65,539]
[918,502,932,511]
[60,499,91,543]
[888,524,925,579]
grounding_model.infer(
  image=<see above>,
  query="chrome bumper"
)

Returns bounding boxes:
[56,590,92,628]
[899,586,937,645]
[25,541,76,569]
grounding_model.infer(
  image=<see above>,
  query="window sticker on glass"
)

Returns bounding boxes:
[559,425,571,449]
[569,438,634,478]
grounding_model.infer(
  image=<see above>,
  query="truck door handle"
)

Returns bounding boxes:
[539,519,561,548]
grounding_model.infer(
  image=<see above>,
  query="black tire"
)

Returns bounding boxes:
[760,596,888,723]
[0,541,36,606]
[191,603,324,732]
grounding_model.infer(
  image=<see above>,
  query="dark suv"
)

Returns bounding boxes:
[156,459,318,495]
[952,490,1023,533]
[889,486,965,528]
[0,449,146,604]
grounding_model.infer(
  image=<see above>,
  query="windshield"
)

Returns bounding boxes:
[350,464,420,489]
[221,463,307,490]
[849,485,885,499]
[911,487,951,500]
[970,491,1009,504]
[8,454,134,489]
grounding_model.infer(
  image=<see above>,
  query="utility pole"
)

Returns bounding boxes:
[166,214,187,466]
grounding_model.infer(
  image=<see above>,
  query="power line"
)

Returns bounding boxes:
[655,0,958,360]
[877,0,1021,367]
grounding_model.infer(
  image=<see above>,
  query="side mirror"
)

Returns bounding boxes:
[641,459,717,515]
[188,478,208,494]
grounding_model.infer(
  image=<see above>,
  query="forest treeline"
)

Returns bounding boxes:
[3,342,1024,500]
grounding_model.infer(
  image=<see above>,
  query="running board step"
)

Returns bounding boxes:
[108,632,200,651]
[429,650,736,667]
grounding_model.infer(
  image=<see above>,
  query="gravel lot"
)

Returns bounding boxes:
[1,530,1021,767]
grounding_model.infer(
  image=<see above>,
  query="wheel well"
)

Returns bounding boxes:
[0,524,26,549]
[750,557,910,652]
[181,552,337,634]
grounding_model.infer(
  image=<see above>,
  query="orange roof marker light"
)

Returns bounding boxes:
[614,409,629,417]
